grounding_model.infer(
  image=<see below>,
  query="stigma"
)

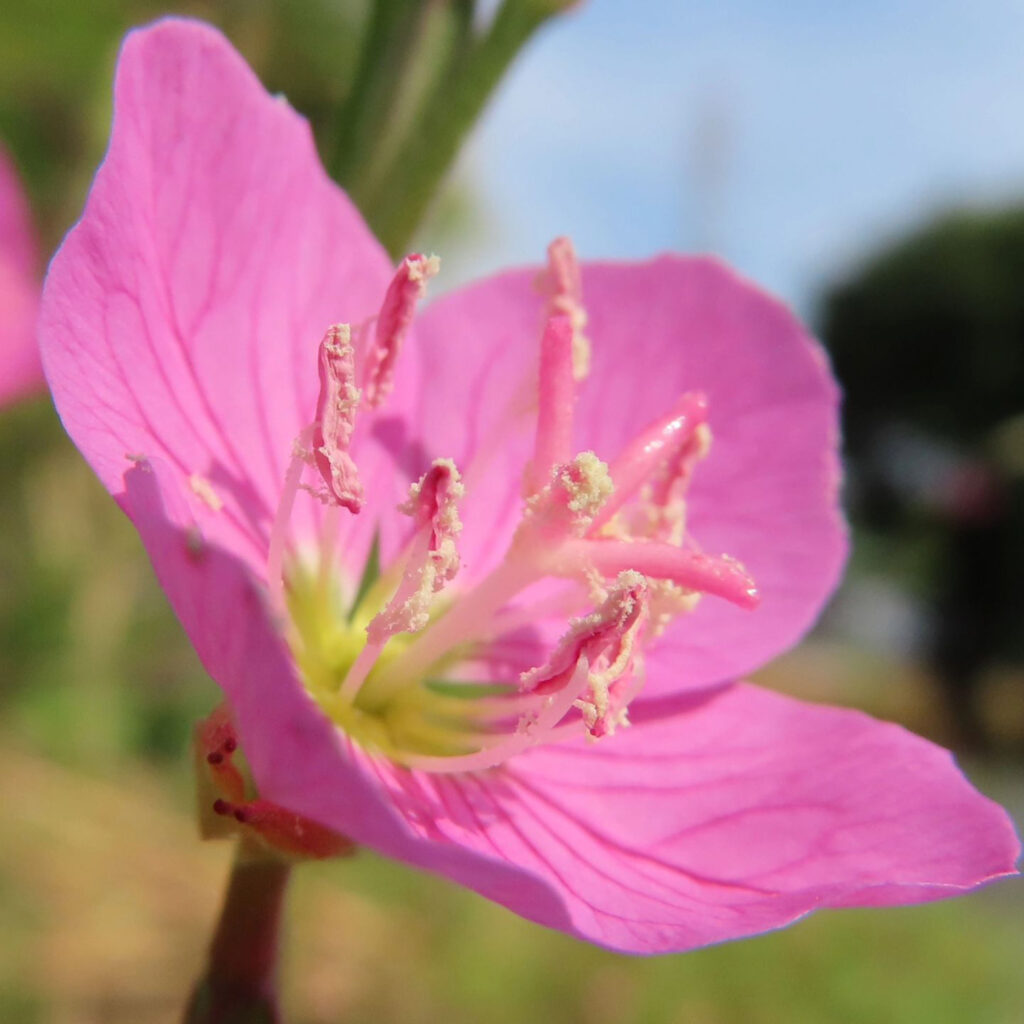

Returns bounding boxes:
[264,242,759,773]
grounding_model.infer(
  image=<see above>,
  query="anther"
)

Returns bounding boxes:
[363,253,440,408]
[525,451,613,538]
[367,459,465,643]
[340,460,465,702]
[312,324,363,512]
[522,571,646,694]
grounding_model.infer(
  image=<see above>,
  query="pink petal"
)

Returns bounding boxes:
[355,683,1017,954]
[38,19,403,575]
[0,143,42,404]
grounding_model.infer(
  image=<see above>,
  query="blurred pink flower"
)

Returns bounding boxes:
[40,19,1018,953]
[0,142,42,404]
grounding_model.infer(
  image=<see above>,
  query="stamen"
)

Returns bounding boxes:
[521,570,647,715]
[267,428,314,616]
[560,539,760,609]
[524,314,577,496]
[525,451,614,538]
[402,573,649,773]
[281,241,763,774]
[396,661,593,774]
[537,236,590,380]
[340,460,464,700]
[591,392,709,530]
[363,253,440,408]
[370,458,464,640]
[650,422,712,509]
[312,324,363,512]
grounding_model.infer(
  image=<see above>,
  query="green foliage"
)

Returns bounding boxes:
[821,206,1024,451]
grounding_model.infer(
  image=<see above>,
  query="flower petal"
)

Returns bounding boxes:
[0,143,42,404]
[39,18,399,573]
[365,683,1018,954]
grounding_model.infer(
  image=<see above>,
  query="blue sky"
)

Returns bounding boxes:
[441,0,1024,319]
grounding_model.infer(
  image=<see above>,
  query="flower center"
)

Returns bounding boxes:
[268,241,759,773]
[285,545,500,761]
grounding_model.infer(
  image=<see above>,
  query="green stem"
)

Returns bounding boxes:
[328,0,435,189]
[363,0,568,257]
[184,850,292,1024]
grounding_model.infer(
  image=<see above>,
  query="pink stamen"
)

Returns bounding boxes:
[591,392,709,530]
[363,253,439,408]
[544,237,583,310]
[561,538,760,609]
[267,428,314,616]
[525,452,614,540]
[524,314,576,496]
[368,554,539,705]
[312,324,363,512]
[397,660,593,774]
[368,459,463,641]
[398,456,464,557]
[537,236,589,379]
[403,574,648,773]
[521,571,647,703]
[342,460,464,700]
[649,422,711,511]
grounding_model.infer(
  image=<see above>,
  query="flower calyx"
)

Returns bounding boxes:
[195,706,353,860]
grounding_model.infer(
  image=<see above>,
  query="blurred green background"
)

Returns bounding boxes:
[1,1,1022,1022]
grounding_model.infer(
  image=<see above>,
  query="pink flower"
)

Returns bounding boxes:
[40,19,1018,953]
[0,142,43,405]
